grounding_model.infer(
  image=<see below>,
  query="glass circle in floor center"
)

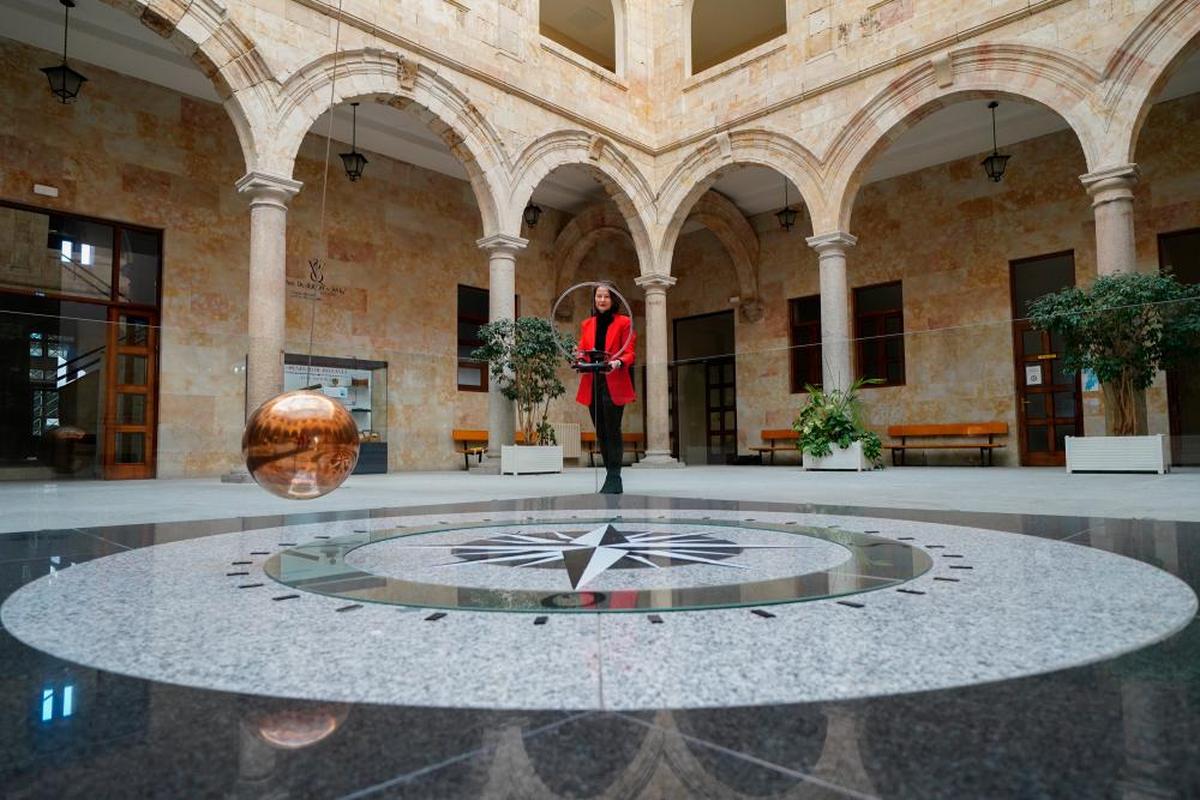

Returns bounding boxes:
[264,517,933,612]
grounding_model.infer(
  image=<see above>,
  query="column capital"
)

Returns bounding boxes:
[1080,164,1139,206]
[634,274,677,294]
[476,233,529,254]
[806,231,858,253]
[235,171,303,208]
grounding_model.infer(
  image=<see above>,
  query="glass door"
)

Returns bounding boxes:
[103,310,157,479]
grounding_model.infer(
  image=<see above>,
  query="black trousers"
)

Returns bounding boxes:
[588,375,625,477]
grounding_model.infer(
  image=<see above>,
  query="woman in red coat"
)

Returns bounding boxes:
[575,282,636,494]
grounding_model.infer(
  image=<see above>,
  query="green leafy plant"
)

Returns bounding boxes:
[792,378,883,466]
[1027,272,1200,436]
[472,317,576,445]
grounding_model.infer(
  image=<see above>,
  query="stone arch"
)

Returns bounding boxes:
[508,131,657,276]
[271,48,509,236]
[655,129,822,276]
[824,43,1104,232]
[551,202,635,320]
[99,0,268,174]
[1099,0,1200,164]
[687,190,763,321]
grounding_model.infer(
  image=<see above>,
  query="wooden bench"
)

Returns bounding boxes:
[581,432,646,466]
[451,429,488,469]
[749,429,800,465]
[886,423,1008,466]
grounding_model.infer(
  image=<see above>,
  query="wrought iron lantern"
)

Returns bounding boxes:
[42,0,87,104]
[981,101,1012,183]
[523,202,543,229]
[775,177,798,232]
[339,103,368,182]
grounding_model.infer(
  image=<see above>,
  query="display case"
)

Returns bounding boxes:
[284,354,388,474]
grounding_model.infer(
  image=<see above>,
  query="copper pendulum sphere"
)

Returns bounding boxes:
[242,390,361,500]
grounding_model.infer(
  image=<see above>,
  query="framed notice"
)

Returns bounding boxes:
[1025,364,1043,386]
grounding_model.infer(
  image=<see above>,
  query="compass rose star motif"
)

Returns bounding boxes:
[437,523,810,589]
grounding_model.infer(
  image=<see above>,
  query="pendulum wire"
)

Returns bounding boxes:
[305,0,346,387]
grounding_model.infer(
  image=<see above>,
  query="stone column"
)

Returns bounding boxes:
[1080,164,1139,276]
[235,171,302,416]
[476,234,528,468]
[632,274,682,467]
[806,231,857,392]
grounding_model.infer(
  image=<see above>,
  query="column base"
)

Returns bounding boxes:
[220,468,254,484]
[630,452,685,469]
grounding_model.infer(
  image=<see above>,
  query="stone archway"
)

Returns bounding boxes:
[271,48,509,238]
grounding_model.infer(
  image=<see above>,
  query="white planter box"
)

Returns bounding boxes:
[500,445,563,475]
[1065,435,1170,474]
[803,441,869,471]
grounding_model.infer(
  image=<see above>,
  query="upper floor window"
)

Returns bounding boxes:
[690,0,786,75]
[854,281,905,386]
[789,295,822,393]
[540,0,620,74]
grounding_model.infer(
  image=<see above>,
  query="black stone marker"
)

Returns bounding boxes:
[336,604,363,613]
[897,536,915,540]
[785,521,798,525]
[897,588,926,595]
[926,544,946,549]
[278,542,297,547]
[315,535,331,540]
[425,612,447,621]
[648,614,664,624]
[226,571,249,577]
[949,565,974,570]
[942,554,964,558]
[934,577,961,582]
[837,600,865,608]
[354,529,368,533]
[533,616,548,626]
[231,560,252,565]
[272,594,300,601]
[237,583,264,589]
[751,608,776,618]
[863,530,880,533]
[250,551,270,555]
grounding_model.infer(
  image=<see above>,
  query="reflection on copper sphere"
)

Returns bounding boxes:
[242,390,360,500]
[251,703,350,750]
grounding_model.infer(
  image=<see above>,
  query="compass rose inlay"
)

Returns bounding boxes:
[417,523,813,589]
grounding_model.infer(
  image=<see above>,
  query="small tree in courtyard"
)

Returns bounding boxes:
[1027,272,1200,436]
[472,317,576,446]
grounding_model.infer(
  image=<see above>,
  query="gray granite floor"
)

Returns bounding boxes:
[1,465,1198,533]
[4,506,1193,711]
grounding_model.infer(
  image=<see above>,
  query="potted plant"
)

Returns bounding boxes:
[473,316,576,475]
[793,379,883,471]
[1028,272,1200,473]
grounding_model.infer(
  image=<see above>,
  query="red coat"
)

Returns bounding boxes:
[575,313,637,406]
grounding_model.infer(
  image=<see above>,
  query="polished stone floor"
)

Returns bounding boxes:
[3,493,1200,798]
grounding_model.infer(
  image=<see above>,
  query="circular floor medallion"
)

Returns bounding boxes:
[2,506,1195,711]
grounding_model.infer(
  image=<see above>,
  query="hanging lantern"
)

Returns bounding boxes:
[42,0,87,104]
[523,202,543,229]
[339,103,368,182]
[775,177,798,231]
[981,101,1011,183]
[241,390,361,500]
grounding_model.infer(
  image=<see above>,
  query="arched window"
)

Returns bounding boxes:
[540,0,621,74]
[690,0,786,75]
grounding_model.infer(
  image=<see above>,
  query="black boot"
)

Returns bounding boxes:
[600,472,623,494]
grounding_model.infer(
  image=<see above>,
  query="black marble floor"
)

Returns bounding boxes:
[2,494,1198,799]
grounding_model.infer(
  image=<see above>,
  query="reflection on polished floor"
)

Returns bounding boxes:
[2,492,1200,798]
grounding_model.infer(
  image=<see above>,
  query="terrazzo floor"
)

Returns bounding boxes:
[3,493,1200,798]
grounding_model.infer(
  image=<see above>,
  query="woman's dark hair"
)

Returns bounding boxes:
[591,281,620,316]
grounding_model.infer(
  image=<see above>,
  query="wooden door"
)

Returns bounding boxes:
[1011,252,1082,467]
[1160,229,1200,466]
[103,309,157,479]
[1012,322,1082,466]
[705,357,737,464]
